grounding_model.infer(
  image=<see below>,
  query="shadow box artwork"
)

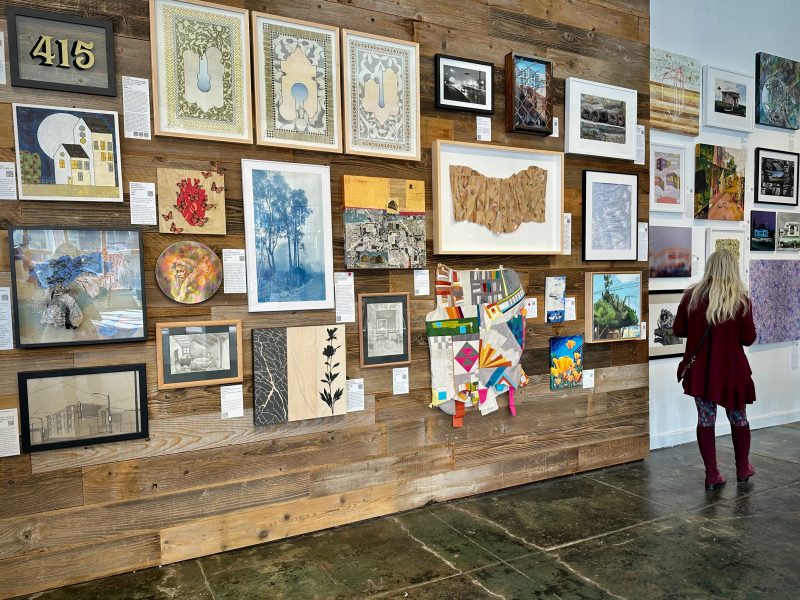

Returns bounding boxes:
[585,272,642,344]
[777,212,800,251]
[13,103,123,202]
[435,54,494,115]
[157,167,226,235]
[242,159,334,312]
[18,364,148,453]
[150,0,252,143]
[358,293,410,368]
[156,320,243,389]
[694,143,746,221]
[649,47,701,136]
[648,225,693,279]
[582,170,638,261]
[650,143,686,213]
[155,241,222,304]
[505,53,553,134]
[564,77,637,161]
[755,52,800,130]
[706,228,747,280]
[702,65,754,133]
[253,325,347,426]
[9,227,146,349]
[755,148,799,207]
[252,13,341,152]
[433,140,564,254]
[342,30,420,160]
[750,210,777,252]
[648,291,687,359]
[550,335,583,390]
[6,6,116,96]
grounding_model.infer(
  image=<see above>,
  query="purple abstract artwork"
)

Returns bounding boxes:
[750,259,800,344]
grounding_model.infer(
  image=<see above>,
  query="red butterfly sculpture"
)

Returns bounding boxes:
[161,210,173,221]
[169,222,184,234]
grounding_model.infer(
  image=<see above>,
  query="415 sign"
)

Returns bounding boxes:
[6,6,116,96]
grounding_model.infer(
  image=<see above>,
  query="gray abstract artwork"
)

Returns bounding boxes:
[591,182,632,250]
[253,328,288,425]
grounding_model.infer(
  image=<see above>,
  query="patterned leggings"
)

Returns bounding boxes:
[695,397,749,427]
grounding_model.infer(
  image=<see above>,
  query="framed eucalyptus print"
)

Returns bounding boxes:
[150,0,252,144]
[252,13,341,152]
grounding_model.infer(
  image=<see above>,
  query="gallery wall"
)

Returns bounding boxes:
[649,0,800,448]
[0,0,650,596]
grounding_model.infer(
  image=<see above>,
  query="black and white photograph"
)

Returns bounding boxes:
[648,291,687,359]
[358,293,411,368]
[18,364,148,453]
[435,54,494,114]
[755,147,799,206]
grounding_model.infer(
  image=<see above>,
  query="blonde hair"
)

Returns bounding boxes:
[688,249,749,325]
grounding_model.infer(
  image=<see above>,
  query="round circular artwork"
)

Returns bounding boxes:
[155,241,222,304]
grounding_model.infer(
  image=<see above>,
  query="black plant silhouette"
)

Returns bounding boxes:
[320,327,343,413]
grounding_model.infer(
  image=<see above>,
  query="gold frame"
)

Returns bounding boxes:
[584,272,643,344]
[357,292,411,368]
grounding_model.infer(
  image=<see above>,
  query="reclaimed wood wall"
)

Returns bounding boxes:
[0,0,650,596]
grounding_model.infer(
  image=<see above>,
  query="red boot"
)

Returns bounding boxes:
[697,426,726,489]
[731,425,755,482]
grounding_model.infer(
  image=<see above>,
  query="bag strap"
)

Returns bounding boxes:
[686,324,712,365]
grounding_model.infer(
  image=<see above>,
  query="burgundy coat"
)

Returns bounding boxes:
[672,292,757,410]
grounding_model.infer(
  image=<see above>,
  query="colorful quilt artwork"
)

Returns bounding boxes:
[425,265,528,428]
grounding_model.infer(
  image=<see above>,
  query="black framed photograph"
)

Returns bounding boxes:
[434,54,494,114]
[648,291,687,359]
[18,364,148,453]
[358,292,411,368]
[6,6,116,96]
[582,170,639,261]
[9,226,147,349]
[505,53,554,135]
[755,147,799,206]
[155,320,244,390]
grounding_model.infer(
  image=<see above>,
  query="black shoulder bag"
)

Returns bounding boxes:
[678,325,712,382]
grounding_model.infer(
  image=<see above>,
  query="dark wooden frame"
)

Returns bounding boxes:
[505,52,553,135]
[434,54,494,115]
[8,226,147,349]
[18,364,148,453]
[648,290,687,359]
[358,292,411,368]
[6,6,116,96]
[582,170,639,261]
[754,147,800,207]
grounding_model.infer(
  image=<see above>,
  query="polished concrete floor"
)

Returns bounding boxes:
[19,424,800,599]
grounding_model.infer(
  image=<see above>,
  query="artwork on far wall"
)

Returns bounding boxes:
[549,335,583,390]
[358,293,410,368]
[648,291,687,359]
[157,167,226,235]
[750,210,777,252]
[505,53,553,135]
[252,13,341,152]
[435,54,494,115]
[565,77,637,160]
[706,228,747,280]
[13,103,123,202]
[754,147,799,207]
[750,259,800,344]
[343,175,426,269]
[755,52,800,130]
[649,225,693,278]
[342,30,420,160]
[582,170,638,261]
[155,241,222,304]
[545,275,566,323]
[650,143,686,213]
[242,159,334,312]
[433,140,564,254]
[585,272,642,343]
[150,0,252,143]
[253,324,347,425]
[694,143,746,221]
[649,48,701,136]
[777,211,800,251]
[9,226,146,349]
[702,65,754,132]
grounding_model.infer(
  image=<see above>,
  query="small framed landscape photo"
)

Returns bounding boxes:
[435,54,494,115]
[358,293,410,368]
[156,320,243,389]
[702,65,754,132]
[18,364,148,453]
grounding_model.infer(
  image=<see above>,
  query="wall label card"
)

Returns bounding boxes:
[129,181,157,225]
[122,76,152,139]
[414,269,430,296]
[524,297,538,319]
[582,369,595,389]
[637,222,649,261]
[334,272,355,323]
[220,384,244,419]
[0,288,12,350]
[346,378,365,412]
[0,409,20,457]
[393,367,409,395]
[476,116,491,141]
[0,162,17,200]
[222,249,247,294]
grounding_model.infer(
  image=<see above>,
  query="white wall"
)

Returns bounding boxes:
[650,0,800,448]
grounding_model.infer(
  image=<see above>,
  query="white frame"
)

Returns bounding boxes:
[706,228,747,280]
[241,159,334,312]
[13,103,124,202]
[583,170,638,261]
[702,65,754,133]
[650,142,687,213]
[565,77,637,161]
[432,140,564,255]
[755,147,799,206]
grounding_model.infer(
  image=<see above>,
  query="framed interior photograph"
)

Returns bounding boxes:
[435,54,494,115]
[242,159,334,312]
[342,30,420,160]
[649,291,687,359]
[702,65,754,132]
[6,6,116,96]
[150,0,252,143]
[585,271,642,343]
[252,13,341,152]
[755,147,799,206]
[433,140,564,255]
[706,228,747,280]
[18,364,148,453]
[564,77,637,160]
[583,170,638,261]
[9,226,146,349]
[750,210,777,252]
[505,53,553,134]
[358,293,410,368]
[156,320,243,389]
[650,143,686,213]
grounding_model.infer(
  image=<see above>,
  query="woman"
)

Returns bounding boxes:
[672,249,756,489]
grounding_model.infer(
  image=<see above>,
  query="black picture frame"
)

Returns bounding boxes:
[434,54,494,115]
[754,147,800,207]
[582,170,639,261]
[8,226,147,349]
[358,292,411,368]
[505,53,554,135]
[6,6,117,96]
[18,364,148,453]
[648,290,687,359]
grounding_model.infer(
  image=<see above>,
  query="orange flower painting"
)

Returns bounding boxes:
[550,335,584,390]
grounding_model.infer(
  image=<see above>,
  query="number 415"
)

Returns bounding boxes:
[30,35,95,70]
